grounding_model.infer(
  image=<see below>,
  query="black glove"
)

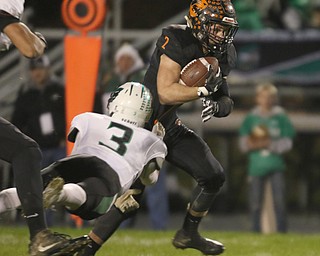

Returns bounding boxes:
[197,67,223,97]
[34,31,47,48]
[201,97,219,122]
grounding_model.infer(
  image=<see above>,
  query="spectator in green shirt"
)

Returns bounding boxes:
[239,83,295,233]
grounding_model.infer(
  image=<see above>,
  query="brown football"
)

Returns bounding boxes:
[179,57,219,87]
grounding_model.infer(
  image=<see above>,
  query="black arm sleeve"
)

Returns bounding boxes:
[67,128,79,142]
[210,79,234,117]
[0,11,19,32]
[215,96,234,117]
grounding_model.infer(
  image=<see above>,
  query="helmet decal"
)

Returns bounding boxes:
[190,0,208,18]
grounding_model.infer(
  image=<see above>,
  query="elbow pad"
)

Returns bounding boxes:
[215,96,234,117]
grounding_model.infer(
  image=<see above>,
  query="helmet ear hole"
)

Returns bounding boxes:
[107,82,153,127]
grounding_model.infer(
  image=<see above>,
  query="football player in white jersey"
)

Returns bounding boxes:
[1,1,89,255]
[0,82,167,255]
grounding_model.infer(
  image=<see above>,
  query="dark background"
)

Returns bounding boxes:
[25,0,190,29]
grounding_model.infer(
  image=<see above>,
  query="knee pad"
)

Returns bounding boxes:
[198,168,225,194]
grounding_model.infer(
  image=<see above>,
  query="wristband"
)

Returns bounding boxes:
[197,87,210,97]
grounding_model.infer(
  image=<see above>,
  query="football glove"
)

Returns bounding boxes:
[197,66,222,97]
[114,189,141,213]
[201,97,219,122]
[151,121,165,139]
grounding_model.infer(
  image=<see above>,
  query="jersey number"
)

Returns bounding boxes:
[161,36,170,49]
[99,122,133,156]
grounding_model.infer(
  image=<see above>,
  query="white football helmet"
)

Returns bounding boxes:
[107,82,153,127]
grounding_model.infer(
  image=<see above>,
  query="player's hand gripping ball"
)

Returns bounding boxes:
[179,57,219,87]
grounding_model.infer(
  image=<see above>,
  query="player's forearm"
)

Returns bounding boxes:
[4,22,46,58]
[140,156,165,186]
[158,82,199,105]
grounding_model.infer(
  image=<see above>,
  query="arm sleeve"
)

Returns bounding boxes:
[269,138,293,154]
[214,96,234,117]
[238,115,252,153]
[219,43,237,77]
[239,136,250,153]
[269,113,295,154]
[208,43,237,117]
[210,79,233,117]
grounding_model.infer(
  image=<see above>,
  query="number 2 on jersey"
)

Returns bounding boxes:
[99,122,133,156]
[161,36,170,49]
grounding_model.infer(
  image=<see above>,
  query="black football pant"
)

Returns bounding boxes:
[41,155,121,220]
[0,117,45,238]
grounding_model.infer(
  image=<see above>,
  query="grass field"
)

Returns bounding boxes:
[0,226,319,256]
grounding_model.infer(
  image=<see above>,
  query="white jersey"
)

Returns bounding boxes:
[70,112,167,193]
[0,0,24,51]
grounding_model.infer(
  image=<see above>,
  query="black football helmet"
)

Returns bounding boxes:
[186,0,239,54]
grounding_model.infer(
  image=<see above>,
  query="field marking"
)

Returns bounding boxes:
[111,235,169,246]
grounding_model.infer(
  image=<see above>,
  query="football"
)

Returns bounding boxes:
[179,57,219,87]
[251,125,269,139]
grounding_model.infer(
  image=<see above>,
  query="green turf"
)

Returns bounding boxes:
[0,226,319,256]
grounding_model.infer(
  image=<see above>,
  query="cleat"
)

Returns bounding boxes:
[29,229,89,256]
[43,177,64,209]
[73,239,94,256]
[51,235,91,256]
[172,229,225,255]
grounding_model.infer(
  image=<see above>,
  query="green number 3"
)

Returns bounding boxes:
[99,122,133,156]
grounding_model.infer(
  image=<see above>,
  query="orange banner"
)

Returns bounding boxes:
[64,35,101,154]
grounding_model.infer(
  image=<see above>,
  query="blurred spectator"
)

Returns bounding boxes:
[309,4,320,28]
[239,0,308,30]
[256,0,288,29]
[234,0,264,30]
[100,43,146,110]
[239,83,295,233]
[101,43,169,230]
[12,55,66,168]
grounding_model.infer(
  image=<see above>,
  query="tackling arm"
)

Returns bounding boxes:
[139,157,164,186]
